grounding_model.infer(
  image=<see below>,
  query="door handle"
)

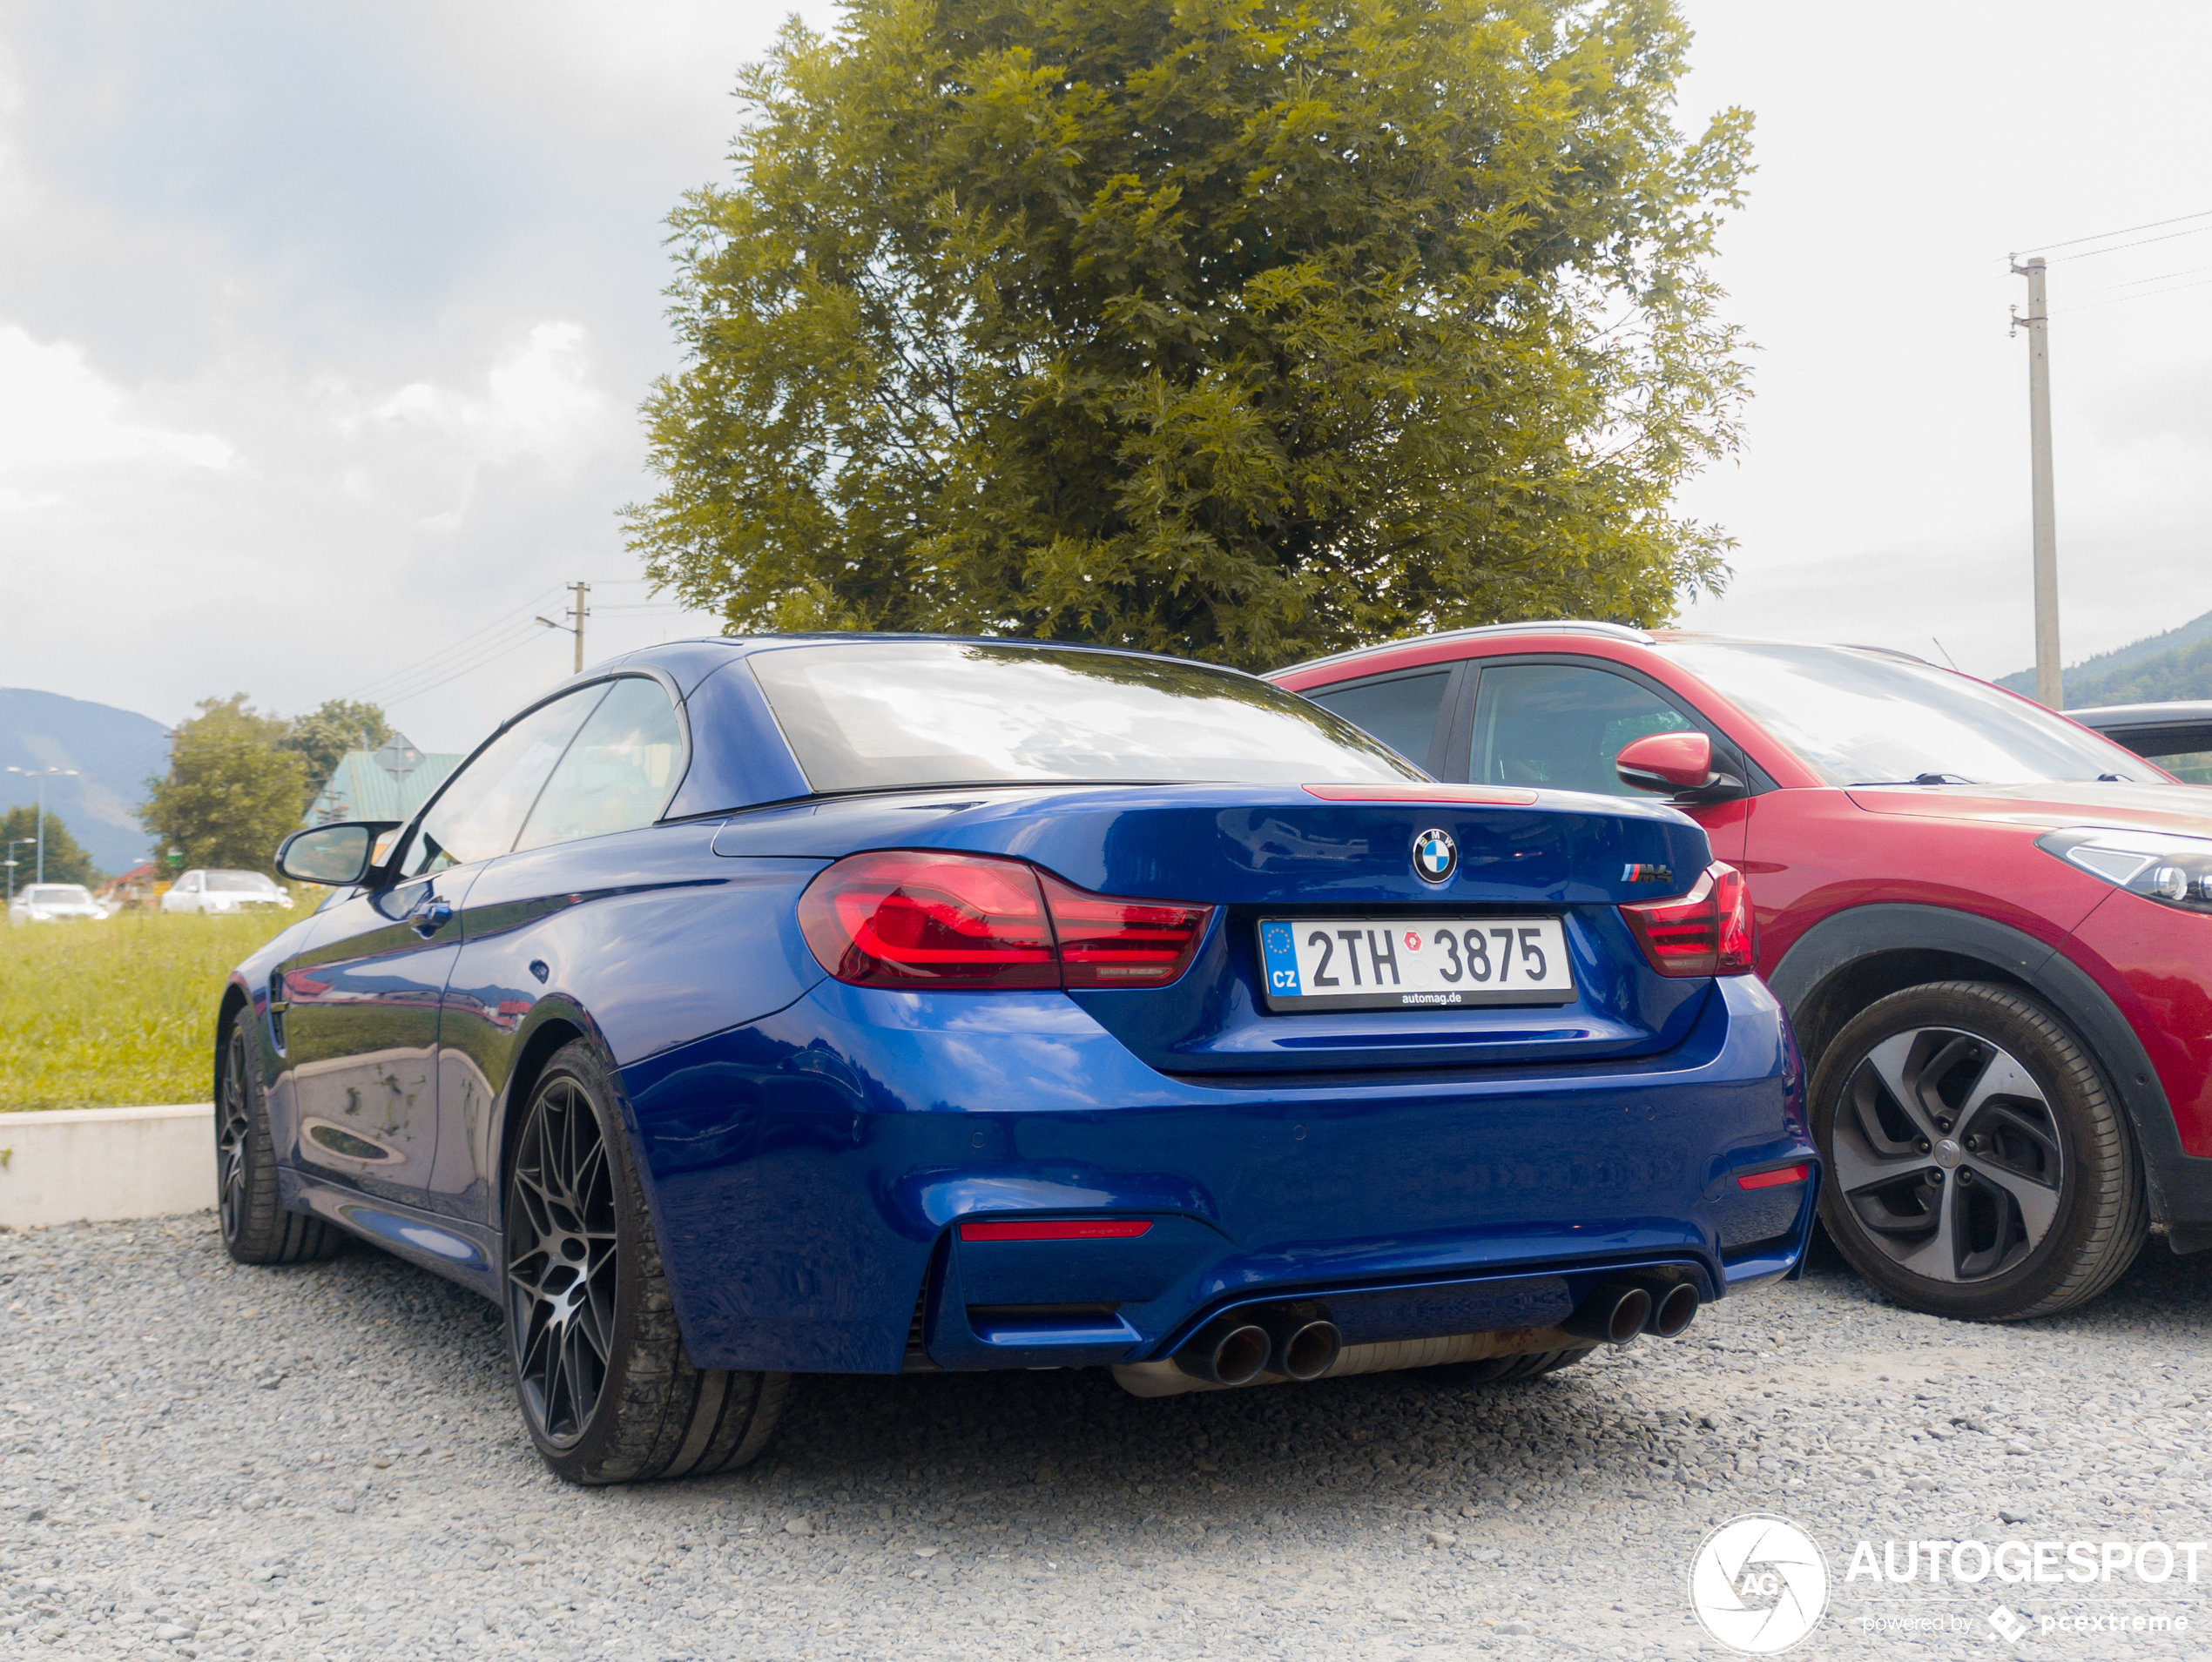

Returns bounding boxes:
[406,898,454,938]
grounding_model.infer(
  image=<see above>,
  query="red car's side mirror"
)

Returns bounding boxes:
[1616,731,1744,800]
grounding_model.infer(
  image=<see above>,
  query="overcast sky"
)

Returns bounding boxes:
[2,0,2207,754]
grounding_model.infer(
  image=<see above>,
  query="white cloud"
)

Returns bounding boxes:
[0,325,233,507]
[368,320,607,462]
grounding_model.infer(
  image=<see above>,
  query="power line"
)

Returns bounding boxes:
[2065,260,2212,299]
[336,585,565,703]
[2051,273,2212,318]
[2013,206,2212,257]
[2045,225,2212,264]
[377,630,554,711]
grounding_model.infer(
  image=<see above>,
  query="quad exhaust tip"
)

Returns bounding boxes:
[1258,1306,1342,1382]
[1564,1282,1651,1346]
[1175,1316,1272,1387]
[1648,1281,1699,1338]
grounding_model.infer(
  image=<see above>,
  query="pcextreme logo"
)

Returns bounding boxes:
[1689,1514,1831,1654]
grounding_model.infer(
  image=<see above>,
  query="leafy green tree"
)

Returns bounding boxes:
[280,699,393,807]
[627,0,1750,670]
[0,805,100,890]
[139,696,309,873]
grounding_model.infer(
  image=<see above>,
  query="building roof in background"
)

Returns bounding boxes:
[305,733,462,826]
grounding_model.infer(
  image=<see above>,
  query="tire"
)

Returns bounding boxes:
[1811,980,2146,1321]
[503,1040,790,1484]
[1426,1348,1590,1385]
[216,1010,347,1265]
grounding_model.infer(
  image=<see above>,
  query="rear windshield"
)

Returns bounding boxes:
[27,885,92,905]
[748,641,1422,793]
[1661,642,2148,785]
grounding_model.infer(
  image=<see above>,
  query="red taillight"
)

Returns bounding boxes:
[958,1218,1154,1241]
[1036,871,1211,988]
[799,851,1214,992]
[797,850,1055,989]
[1738,1164,1810,1191]
[1620,861,1756,977]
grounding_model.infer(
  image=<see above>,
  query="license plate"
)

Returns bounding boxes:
[1257,917,1575,1011]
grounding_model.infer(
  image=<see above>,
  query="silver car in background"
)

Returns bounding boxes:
[158,869,294,914]
[8,883,108,925]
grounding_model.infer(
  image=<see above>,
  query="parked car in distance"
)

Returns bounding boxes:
[221,635,1815,1485]
[161,869,294,914]
[8,882,107,925]
[2069,701,2212,787]
[1275,623,2212,1322]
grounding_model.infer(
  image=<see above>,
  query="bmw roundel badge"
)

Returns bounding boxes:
[1413,827,1456,884]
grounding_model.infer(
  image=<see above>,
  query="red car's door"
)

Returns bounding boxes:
[1450,653,1750,865]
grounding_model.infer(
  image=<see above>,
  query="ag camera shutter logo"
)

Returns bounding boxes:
[1689,1514,1830,1653]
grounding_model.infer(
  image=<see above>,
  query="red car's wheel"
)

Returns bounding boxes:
[1812,981,2145,1320]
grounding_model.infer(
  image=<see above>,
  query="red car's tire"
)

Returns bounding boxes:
[1811,980,2145,1321]
[502,1040,789,1484]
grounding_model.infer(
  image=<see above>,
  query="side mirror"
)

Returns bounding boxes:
[276,821,400,886]
[1615,731,1745,801]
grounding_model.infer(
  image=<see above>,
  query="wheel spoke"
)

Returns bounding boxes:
[1861,1033,1946,1144]
[1892,1179,1965,1281]
[1965,1155,2061,1246]
[1954,1049,2046,1130]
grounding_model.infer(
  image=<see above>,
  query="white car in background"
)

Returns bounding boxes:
[8,883,109,925]
[160,869,294,914]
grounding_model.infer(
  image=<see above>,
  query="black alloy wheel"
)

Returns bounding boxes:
[215,1011,346,1265]
[1812,982,2145,1321]
[502,1040,790,1484]
[507,1071,619,1445]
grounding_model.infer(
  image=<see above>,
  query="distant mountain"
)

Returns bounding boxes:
[0,690,172,877]
[1998,607,2212,708]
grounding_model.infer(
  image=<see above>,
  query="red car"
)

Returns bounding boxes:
[1272,622,2212,1321]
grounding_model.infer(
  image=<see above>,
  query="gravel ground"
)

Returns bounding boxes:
[4,1216,2210,1661]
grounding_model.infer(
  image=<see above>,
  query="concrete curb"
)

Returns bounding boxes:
[0,1104,216,1229]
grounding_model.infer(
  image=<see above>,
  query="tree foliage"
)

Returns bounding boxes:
[628,0,1751,670]
[280,699,393,807]
[139,696,310,874]
[0,805,99,890]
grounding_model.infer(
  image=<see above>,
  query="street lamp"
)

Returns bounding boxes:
[2,838,33,905]
[4,766,80,884]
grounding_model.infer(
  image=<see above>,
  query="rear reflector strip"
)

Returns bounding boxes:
[958,1218,1154,1242]
[1303,783,1540,805]
[1737,1164,1810,1191]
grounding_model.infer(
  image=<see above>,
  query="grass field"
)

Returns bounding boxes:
[0,909,303,1111]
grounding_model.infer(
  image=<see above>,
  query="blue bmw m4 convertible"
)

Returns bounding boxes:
[220,636,1817,1484]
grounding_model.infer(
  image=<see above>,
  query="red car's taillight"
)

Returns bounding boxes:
[799,851,1214,992]
[1620,861,1755,977]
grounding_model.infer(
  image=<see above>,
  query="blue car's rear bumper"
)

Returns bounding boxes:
[621,973,1816,1374]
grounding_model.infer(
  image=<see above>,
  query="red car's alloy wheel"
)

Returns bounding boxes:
[1813,982,2146,1321]
[1829,1025,2064,1282]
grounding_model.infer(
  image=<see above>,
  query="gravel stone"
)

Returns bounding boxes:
[3,1216,2209,1658]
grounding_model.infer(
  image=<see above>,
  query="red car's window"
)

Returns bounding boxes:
[1305,670,1451,770]
[1468,663,1696,796]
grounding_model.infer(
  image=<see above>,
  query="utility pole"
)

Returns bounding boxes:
[2011,255,2060,708]
[536,582,591,675]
